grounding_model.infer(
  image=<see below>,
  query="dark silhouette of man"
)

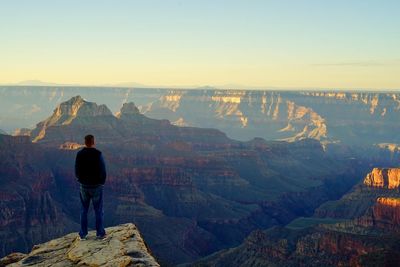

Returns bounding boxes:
[75,134,107,240]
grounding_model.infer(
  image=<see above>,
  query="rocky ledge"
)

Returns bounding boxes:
[0,223,159,267]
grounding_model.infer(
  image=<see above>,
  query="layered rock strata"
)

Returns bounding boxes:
[364,168,400,189]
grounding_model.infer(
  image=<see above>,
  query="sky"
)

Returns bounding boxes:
[1,0,399,89]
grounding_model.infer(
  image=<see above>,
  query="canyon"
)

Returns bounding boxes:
[193,168,400,266]
[1,94,400,266]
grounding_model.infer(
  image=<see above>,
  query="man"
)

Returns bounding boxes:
[75,134,107,240]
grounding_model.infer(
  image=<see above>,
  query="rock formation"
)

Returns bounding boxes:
[194,194,400,267]
[3,87,400,145]
[192,224,400,267]
[59,142,84,150]
[30,95,114,143]
[364,167,400,189]
[13,128,31,136]
[315,167,400,219]
[116,102,141,118]
[0,223,159,267]
[371,197,400,229]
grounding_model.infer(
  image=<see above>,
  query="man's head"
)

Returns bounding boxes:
[84,134,95,147]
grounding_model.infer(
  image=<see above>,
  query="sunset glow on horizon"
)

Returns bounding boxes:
[1,0,399,89]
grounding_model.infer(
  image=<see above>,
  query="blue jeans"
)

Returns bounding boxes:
[79,185,106,238]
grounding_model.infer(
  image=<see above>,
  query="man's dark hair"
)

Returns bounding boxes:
[84,134,95,146]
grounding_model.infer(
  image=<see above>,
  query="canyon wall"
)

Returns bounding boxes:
[3,87,400,145]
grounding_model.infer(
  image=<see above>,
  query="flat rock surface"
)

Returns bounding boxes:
[1,223,159,267]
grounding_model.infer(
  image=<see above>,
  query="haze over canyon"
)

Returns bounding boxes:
[1,87,400,266]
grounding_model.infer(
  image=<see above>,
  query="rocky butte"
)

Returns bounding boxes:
[364,167,400,189]
[0,223,159,267]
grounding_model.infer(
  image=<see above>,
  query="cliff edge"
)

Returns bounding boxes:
[0,223,159,267]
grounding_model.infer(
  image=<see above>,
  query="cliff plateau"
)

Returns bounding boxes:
[0,223,159,267]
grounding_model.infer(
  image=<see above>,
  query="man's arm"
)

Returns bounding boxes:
[75,152,81,181]
[99,153,106,185]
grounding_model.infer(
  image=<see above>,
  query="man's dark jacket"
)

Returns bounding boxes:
[75,147,106,186]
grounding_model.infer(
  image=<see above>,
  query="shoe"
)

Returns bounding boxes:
[77,235,87,241]
[96,234,107,241]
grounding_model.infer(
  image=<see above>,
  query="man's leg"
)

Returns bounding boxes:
[92,186,105,237]
[79,186,91,238]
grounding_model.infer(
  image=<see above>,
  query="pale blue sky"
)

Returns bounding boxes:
[1,0,399,89]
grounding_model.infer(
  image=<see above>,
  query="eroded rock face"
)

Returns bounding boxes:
[364,168,400,189]
[193,225,400,267]
[0,134,78,258]
[372,197,400,229]
[59,142,84,150]
[1,223,159,267]
[30,96,114,143]
[193,168,400,267]
[4,88,400,145]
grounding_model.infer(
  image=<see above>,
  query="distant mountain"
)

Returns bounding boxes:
[0,87,167,133]
[0,129,7,135]
[30,95,114,142]
[1,96,390,265]
[15,80,78,86]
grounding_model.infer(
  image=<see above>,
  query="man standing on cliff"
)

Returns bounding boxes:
[75,134,107,240]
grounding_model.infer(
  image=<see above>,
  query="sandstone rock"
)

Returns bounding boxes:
[2,223,159,267]
[364,168,400,189]
[0,253,26,266]
[372,197,400,228]
[31,95,114,142]
[59,142,84,150]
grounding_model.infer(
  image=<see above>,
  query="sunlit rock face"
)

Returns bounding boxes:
[315,167,400,220]
[3,87,400,145]
[372,197,400,228]
[141,90,400,145]
[30,95,115,143]
[13,128,31,136]
[59,142,84,150]
[364,168,400,189]
[0,223,160,267]
[143,90,329,142]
